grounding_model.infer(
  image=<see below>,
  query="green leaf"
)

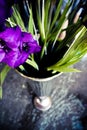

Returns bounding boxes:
[26,59,39,70]
[28,8,34,34]
[0,65,11,99]
[48,0,71,42]
[36,7,44,40]
[41,0,45,39]
[0,65,11,85]
[47,26,87,73]
[60,27,87,63]
[0,86,2,99]
[50,0,63,30]
[11,4,26,31]
[6,18,16,27]
[44,0,51,34]
[48,66,81,72]
[57,21,82,50]
[19,65,25,71]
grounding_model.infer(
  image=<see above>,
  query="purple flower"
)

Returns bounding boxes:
[0,26,41,68]
[0,0,16,30]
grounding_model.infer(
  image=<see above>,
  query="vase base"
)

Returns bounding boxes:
[34,96,52,111]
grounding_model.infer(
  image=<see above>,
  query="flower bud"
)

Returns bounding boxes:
[58,19,69,40]
[73,8,83,23]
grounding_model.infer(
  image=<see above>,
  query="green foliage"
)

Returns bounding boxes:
[0,65,11,99]
[0,87,2,99]
[48,26,87,72]
[28,8,34,34]
[26,57,39,70]
[6,0,87,74]
[7,4,26,31]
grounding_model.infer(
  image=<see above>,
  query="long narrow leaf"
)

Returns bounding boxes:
[12,5,26,31]
[56,22,83,51]
[36,7,44,40]
[41,0,45,39]
[50,66,81,73]
[50,0,63,30]
[0,65,11,85]
[48,0,71,42]
[0,87,2,99]
[47,26,87,72]
[26,59,39,70]
[0,65,11,99]
[28,8,34,34]
[44,0,51,34]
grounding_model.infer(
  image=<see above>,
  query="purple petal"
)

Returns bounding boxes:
[0,26,21,50]
[21,32,41,53]
[15,42,41,68]
[2,50,19,68]
[27,41,41,54]
[2,49,29,68]
[22,32,36,42]
[0,27,41,68]
[14,51,30,68]
[0,49,5,61]
[0,0,5,5]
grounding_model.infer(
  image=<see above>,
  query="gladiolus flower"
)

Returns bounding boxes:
[0,26,41,68]
[0,0,16,30]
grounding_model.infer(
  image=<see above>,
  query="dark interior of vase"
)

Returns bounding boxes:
[17,43,68,78]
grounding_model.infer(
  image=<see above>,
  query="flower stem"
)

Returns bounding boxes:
[40,39,47,59]
[42,0,45,39]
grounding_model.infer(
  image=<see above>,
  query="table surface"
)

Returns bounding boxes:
[0,56,87,130]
